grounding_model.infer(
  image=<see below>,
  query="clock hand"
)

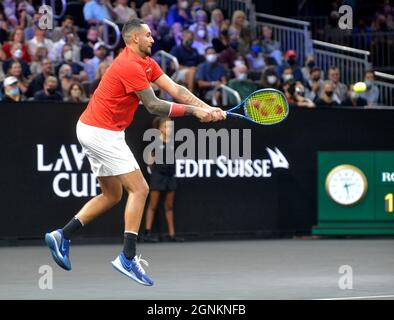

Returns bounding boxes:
[344,183,350,198]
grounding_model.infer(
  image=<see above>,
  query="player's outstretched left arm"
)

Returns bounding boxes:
[136,86,215,122]
[153,74,226,121]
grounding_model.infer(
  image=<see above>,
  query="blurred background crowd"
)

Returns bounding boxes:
[0,0,392,108]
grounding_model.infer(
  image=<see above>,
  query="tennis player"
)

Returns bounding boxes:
[45,18,226,286]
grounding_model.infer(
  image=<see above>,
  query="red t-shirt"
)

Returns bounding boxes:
[80,47,164,131]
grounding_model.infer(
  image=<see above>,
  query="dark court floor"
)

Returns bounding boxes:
[0,239,393,300]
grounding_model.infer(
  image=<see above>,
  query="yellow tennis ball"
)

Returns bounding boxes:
[353,82,367,93]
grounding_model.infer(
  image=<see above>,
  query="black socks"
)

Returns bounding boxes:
[62,217,83,240]
[123,232,138,260]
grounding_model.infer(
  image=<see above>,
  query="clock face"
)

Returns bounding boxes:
[326,165,368,206]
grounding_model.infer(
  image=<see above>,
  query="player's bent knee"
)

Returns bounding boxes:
[140,184,150,198]
[127,183,149,199]
[103,191,123,205]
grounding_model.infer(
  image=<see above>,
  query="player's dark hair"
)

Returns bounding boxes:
[122,18,146,43]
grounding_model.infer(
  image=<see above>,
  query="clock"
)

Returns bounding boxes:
[325,164,368,206]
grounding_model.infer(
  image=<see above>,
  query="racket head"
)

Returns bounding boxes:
[242,89,289,125]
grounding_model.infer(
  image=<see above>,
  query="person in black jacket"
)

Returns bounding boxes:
[33,76,63,101]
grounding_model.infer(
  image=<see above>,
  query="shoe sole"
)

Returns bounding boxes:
[45,233,71,271]
[111,259,153,286]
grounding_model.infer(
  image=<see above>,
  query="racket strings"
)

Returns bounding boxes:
[245,91,288,125]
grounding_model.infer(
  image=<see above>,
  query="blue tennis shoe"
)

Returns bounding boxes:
[45,229,72,271]
[111,252,154,286]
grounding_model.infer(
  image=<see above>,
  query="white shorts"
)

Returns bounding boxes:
[76,120,140,177]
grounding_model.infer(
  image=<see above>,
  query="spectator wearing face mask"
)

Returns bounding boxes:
[58,64,75,98]
[246,41,266,75]
[5,60,29,95]
[278,50,303,83]
[327,66,348,104]
[167,0,193,29]
[341,84,368,107]
[191,23,211,55]
[293,81,315,108]
[359,70,380,107]
[315,80,339,107]
[305,67,324,102]
[170,30,204,92]
[281,66,294,84]
[196,47,227,104]
[1,76,25,102]
[56,44,88,82]
[227,64,257,106]
[3,42,31,79]
[189,10,208,34]
[65,82,89,103]
[282,80,315,108]
[34,76,63,102]
[2,27,31,63]
[301,55,323,83]
[259,66,281,90]
[53,31,81,63]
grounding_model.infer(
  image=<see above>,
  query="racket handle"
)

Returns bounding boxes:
[226,112,244,119]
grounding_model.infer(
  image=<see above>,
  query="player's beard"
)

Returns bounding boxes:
[140,44,152,57]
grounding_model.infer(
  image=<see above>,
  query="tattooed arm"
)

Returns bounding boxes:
[136,86,213,122]
[154,74,212,109]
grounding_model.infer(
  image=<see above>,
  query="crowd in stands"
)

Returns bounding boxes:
[0,0,381,107]
[315,1,394,71]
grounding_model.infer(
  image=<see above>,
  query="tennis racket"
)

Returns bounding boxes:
[225,89,289,125]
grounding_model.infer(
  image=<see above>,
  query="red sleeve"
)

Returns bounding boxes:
[120,61,150,93]
[22,44,31,63]
[149,58,164,82]
[3,42,11,59]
